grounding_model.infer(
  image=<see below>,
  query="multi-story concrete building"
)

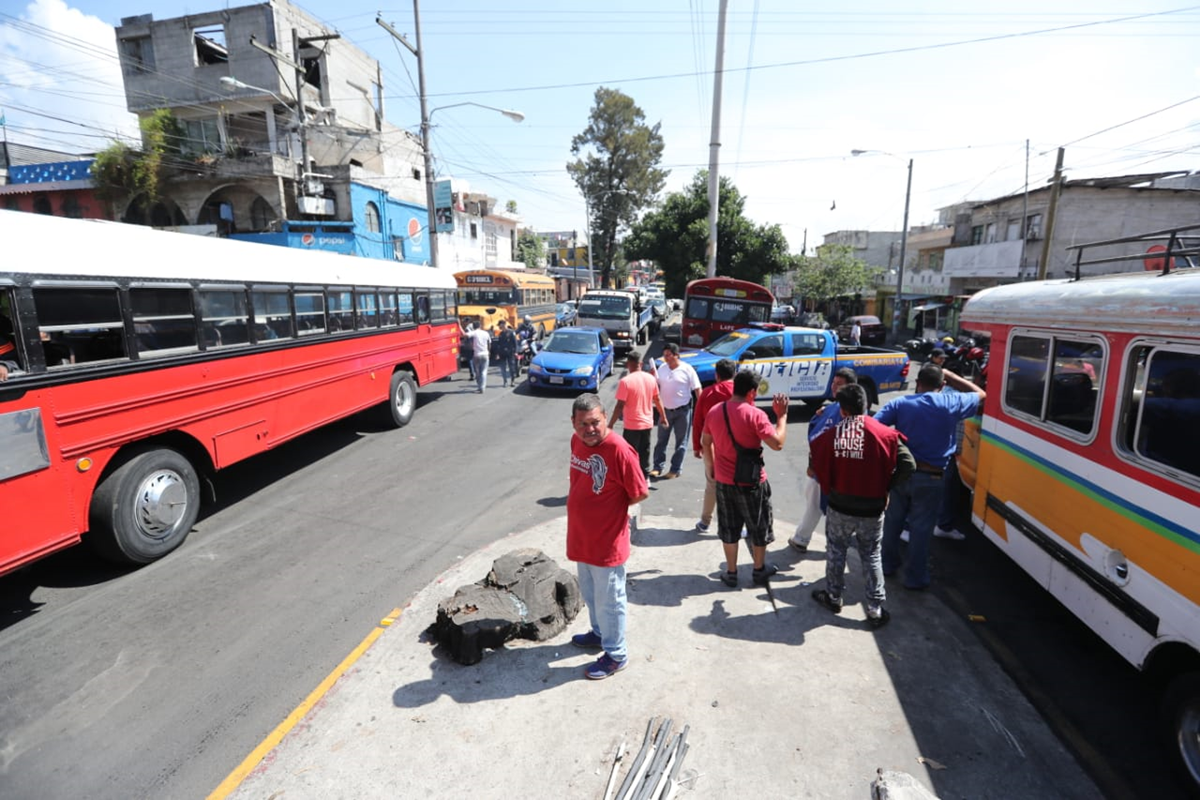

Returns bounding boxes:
[943,172,1200,294]
[112,1,432,263]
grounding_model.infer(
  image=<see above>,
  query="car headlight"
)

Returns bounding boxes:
[572,365,594,376]
[529,363,545,374]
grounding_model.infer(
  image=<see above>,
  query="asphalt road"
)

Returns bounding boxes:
[0,331,1185,799]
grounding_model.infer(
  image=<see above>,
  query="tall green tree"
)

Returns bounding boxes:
[792,243,882,309]
[624,170,792,297]
[515,229,546,269]
[91,109,185,214]
[567,87,667,288]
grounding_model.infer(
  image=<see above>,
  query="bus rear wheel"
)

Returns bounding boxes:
[388,370,417,428]
[88,446,201,565]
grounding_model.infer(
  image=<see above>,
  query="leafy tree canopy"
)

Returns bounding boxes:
[624,170,793,297]
[567,87,667,289]
[792,243,882,307]
[91,109,185,208]
[515,229,546,269]
[505,199,518,214]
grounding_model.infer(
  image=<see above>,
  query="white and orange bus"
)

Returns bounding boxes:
[0,210,459,575]
[957,242,1200,787]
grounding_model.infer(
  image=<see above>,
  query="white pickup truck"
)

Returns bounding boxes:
[575,290,656,351]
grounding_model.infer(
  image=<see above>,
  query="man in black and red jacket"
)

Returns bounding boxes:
[809,383,915,629]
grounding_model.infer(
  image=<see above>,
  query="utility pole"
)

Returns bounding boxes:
[378,3,437,269]
[1039,147,1065,280]
[704,0,730,278]
[1021,138,1029,279]
[892,158,913,340]
[292,29,309,195]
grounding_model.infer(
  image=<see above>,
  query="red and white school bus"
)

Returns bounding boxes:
[680,277,774,349]
[0,211,459,575]
[958,252,1200,787]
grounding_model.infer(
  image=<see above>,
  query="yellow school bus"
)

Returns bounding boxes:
[453,270,557,336]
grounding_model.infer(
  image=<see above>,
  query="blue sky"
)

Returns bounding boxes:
[3,0,1199,253]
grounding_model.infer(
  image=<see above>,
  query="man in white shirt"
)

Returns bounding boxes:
[849,320,862,346]
[461,323,492,393]
[651,342,702,479]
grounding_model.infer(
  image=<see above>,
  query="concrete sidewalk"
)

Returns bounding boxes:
[227,516,1097,799]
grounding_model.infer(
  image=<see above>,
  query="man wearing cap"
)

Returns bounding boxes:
[610,351,668,479]
[650,342,701,480]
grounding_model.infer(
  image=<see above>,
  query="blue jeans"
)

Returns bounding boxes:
[498,353,518,384]
[576,562,627,661]
[472,354,489,391]
[652,405,691,474]
[881,471,943,588]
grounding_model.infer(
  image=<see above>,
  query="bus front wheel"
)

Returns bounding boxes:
[88,446,201,565]
[388,370,417,427]
[1162,672,1200,793]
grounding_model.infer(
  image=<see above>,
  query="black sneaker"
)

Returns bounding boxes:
[812,588,843,613]
[867,608,891,630]
[720,570,739,588]
[751,563,778,585]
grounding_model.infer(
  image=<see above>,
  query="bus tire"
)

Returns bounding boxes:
[388,370,418,428]
[1161,672,1200,793]
[88,446,201,565]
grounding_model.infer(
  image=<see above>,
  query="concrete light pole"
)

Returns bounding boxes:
[378,10,523,270]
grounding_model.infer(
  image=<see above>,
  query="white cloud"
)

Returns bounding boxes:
[0,0,138,153]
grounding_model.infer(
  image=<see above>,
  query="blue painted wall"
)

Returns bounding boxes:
[229,182,430,265]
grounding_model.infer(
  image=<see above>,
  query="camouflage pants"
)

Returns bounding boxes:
[824,508,886,607]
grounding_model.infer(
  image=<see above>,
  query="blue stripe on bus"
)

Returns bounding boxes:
[981,427,1200,549]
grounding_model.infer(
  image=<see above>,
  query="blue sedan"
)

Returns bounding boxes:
[527,326,615,391]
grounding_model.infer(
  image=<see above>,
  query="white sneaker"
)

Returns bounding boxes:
[934,526,966,541]
[900,529,911,543]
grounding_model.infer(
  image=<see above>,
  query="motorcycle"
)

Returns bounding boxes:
[904,337,940,362]
[945,339,988,386]
[517,336,539,374]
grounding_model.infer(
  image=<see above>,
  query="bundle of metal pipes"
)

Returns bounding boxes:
[603,716,693,800]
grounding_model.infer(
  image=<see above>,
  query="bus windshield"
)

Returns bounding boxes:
[578,295,631,320]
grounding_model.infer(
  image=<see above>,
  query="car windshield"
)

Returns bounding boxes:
[543,331,599,354]
[578,296,632,319]
[705,332,749,356]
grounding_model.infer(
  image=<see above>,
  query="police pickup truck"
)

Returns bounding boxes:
[679,323,909,406]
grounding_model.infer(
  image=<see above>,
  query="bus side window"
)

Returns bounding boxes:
[199,289,250,348]
[251,290,293,340]
[397,292,415,325]
[1045,339,1102,435]
[686,297,709,320]
[32,286,128,365]
[326,290,354,333]
[428,290,446,322]
[1005,334,1050,418]
[295,291,326,336]
[416,294,430,324]
[1134,349,1200,479]
[131,287,197,356]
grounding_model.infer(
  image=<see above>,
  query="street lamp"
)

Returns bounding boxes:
[851,149,913,340]
[420,102,524,270]
[219,76,296,118]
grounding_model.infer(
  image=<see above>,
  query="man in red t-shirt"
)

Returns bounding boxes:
[700,370,789,588]
[809,383,914,629]
[568,393,650,680]
[610,350,668,479]
[691,358,736,533]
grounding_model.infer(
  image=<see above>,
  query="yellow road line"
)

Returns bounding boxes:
[207,607,404,799]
